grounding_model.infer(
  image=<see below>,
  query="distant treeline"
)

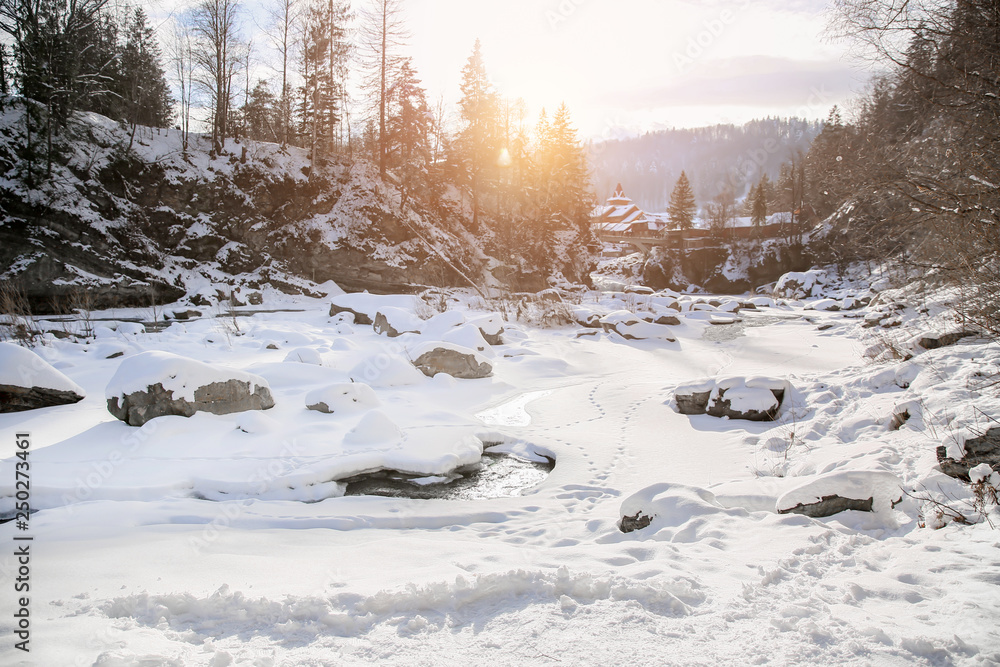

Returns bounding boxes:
[588,118,821,212]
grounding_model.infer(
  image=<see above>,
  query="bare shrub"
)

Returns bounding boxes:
[69,288,97,339]
[0,281,41,346]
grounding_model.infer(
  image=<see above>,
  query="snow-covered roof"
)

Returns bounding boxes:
[606,183,632,206]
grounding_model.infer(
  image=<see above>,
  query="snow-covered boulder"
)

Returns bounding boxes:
[916,330,975,351]
[0,342,86,412]
[329,294,420,326]
[674,376,788,422]
[638,304,682,326]
[345,410,402,444]
[570,306,603,329]
[618,483,741,533]
[283,348,323,365]
[106,351,274,426]
[349,353,426,387]
[649,296,681,311]
[305,383,380,415]
[410,342,493,379]
[419,310,466,338]
[937,427,1000,481]
[442,324,494,355]
[467,313,505,345]
[674,379,714,415]
[706,377,784,422]
[776,470,903,518]
[600,310,676,341]
[373,307,422,338]
[774,270,827,299]
[807,298,840,312]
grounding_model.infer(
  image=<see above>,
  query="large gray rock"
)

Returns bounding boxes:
[105,351,274,426]
[411,343,493,379]
[937,427,1000,481]
[0,343,86,413]
[108,380,275,426]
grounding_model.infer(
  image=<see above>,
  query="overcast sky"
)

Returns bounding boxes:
[154,0,870,139]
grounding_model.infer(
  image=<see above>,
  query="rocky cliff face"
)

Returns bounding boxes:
[596,237,811,293]
[0,107,586,312]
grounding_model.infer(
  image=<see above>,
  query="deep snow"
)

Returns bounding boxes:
[1,276,999,666]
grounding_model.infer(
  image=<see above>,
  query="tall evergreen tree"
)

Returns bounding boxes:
[385,57,430,209]
[0,0,115,177]
[751,175,768,226]
[668,171,696,230]
[298,0,349,163]
[118,7,174,136]
[544,102,593,234]
[455,39,498,230]
[242,79,278,142]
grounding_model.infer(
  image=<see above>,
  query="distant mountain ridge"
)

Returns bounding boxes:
[588,118,822,212]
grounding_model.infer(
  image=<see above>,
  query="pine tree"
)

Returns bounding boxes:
[298,0,349,163]
[805,106,850,219]
[243,79,278,142]
[386,57,430,209]
[751,175,768,226]
[455,39,498,230]
[118,8,174,133]
[668,171,696,230]
[0,0,117,178]
[544,102,592,234]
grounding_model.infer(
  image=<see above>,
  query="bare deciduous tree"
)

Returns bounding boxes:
[191,0,244,155]
[359,0,409,178]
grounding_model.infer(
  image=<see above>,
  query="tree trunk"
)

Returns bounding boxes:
[379,4,387,178]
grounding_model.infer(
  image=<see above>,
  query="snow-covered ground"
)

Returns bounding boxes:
[1,277,999,666]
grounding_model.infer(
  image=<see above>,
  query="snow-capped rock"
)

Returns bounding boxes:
[305,383,380,415]
[105,351,274,426]
[0,342,86,412]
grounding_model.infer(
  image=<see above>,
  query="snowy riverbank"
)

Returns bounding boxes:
[1,277,998,666]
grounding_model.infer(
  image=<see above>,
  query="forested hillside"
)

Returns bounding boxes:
[589,118,821,211]
[806,0,1000,335]
[0,1,598,308]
